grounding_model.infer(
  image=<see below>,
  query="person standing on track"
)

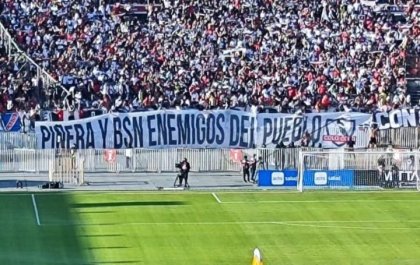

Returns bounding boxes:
[250,154,258,183]
[242,155,250,183]
[179,158,191,187]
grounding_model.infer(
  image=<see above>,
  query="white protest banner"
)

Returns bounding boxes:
[35,109,373,149]
[35,110,257,149]
[257,112,372,148]
[373,108,420,130]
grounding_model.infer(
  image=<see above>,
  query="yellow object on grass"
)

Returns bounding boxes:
[251,248,263,265]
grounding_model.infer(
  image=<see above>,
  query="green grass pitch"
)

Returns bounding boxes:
[1,191,420,265]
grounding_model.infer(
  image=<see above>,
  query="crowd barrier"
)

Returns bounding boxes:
[0,148,326,174]
[0,147,400,174]
[0,146,415,176]
[0,133,37,150]
[378,127,419,149]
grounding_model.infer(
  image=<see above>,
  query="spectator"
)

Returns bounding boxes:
[0,43,41,118]
[242,155,251,183]
[347,137,356,151]
[125,148,133,169]
[275,141,286,149]
[300,131,311,147]
[0,0,417,116]
[369,123,379,148]
[250,154,258,183]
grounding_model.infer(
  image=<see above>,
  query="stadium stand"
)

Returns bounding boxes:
[0,41,41,120]
[0,0,419,117]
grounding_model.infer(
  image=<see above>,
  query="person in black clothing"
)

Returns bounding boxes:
[276,141,286,149]
[377,156,386,187]
[347,137,355,151]
[275,141,286,169]
[369,124,379,148]
[390,163,399,188]
[250,154,258,183]
[242,155,250,183]
[346,137,356,162]
[16,180,23,189]
[179,158,191,187]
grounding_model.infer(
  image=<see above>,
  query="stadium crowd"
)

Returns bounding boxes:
[0,42,41,116]
[0,0,420,116]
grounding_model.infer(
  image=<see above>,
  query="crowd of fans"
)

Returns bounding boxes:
[0,42,41,119]
[0,0,420,116]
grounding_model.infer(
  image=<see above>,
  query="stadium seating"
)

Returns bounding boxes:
[0,41,40,116]
[0,0,419,117]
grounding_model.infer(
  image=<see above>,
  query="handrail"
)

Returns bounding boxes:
[0,22,69,95]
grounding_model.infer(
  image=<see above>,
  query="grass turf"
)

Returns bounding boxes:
[1,191,420,265]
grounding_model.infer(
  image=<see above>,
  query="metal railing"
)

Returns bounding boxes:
[0,148,323,174]
[378,127,419,149]
[0,149,54,173]
[0,22,68,95]
[0,133,37,150]
[0,146,417,174]
[301,149,394,171]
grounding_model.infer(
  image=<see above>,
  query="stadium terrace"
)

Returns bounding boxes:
[0,0,418,122]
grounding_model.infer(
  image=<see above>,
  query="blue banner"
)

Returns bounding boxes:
[258,170,298,187]
[303,170,354,188]
[0,112,21,132]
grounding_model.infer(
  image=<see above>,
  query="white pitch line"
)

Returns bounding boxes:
[276,222,420,231]
[276,220,420,223]
[31,194,41,226]
[221,199,420,204]
[212,192,222,203]
[43,220,420,230]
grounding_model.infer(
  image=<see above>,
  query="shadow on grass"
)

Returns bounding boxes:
[0,194,154,265]
[89,261,142,264]
[71,201,187,208]
[74,210,116,214]
[0,194,93,265]
[87,246,131,250]
[79,234,123,238]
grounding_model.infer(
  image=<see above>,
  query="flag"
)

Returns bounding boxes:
[251,248,263,265]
